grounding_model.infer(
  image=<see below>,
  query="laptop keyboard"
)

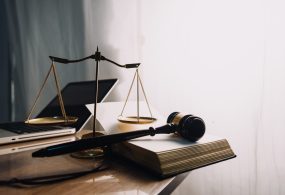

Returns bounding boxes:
[0,122,66,134]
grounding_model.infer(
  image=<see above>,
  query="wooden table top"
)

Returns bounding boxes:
[0,134,186,195]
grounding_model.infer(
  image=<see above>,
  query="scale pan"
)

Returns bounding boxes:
[25,116,78,125]
[118,116,156,124]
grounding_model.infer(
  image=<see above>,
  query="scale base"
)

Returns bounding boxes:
[70,132,106,159]
[70,148,106,159]
[25,116,78,125]
[118,116,156,124]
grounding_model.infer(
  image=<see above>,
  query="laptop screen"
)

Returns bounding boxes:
[37,79,118,131]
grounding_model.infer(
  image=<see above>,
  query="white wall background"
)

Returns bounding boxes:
[135,0,285,194]
[94,0,285,194]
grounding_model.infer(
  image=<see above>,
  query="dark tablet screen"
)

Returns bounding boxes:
[37,79,118,131]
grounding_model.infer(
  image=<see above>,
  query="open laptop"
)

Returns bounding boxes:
[0,79,118,145]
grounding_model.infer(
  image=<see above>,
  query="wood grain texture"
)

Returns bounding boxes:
[0,144,176,194]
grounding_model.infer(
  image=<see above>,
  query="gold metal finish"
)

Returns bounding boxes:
[70,148,106,159]
[25,116,78,125]
[25,61,77,125]
[70,132,106,159]
[118,68,156,124]
[118,116,156,124]
[52,62,68,120]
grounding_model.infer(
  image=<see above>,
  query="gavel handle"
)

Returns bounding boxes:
[32,124,175,157]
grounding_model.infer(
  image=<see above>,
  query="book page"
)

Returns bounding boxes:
[127,134,222,153]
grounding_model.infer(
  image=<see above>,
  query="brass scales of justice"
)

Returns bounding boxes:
[25,49,156,127]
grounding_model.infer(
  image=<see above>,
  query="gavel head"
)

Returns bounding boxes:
[167,112,206,142]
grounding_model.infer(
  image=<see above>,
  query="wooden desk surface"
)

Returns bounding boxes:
[0,135,186,195]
